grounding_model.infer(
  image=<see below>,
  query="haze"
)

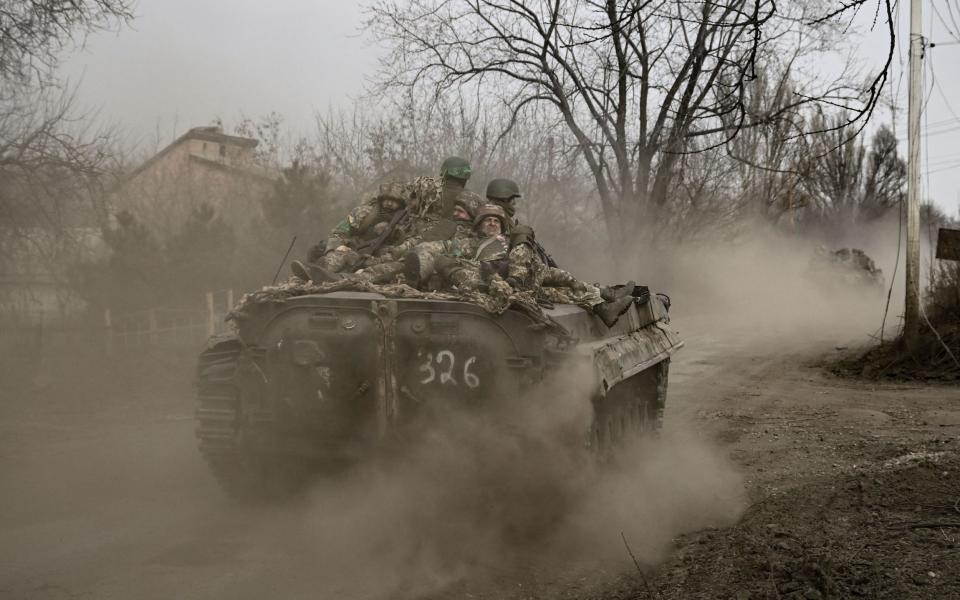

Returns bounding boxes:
[60,0,960,215]
[61,0,375,148]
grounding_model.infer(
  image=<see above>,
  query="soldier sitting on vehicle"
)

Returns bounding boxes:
[291,181,411,284]
[340,190,484,289]
[485,177,558,269]
[434,204,634,327]
[406,156,474,220]
[400,190,483,288]
[486,179,634,326]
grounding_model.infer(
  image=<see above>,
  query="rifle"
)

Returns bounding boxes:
[510,223,558,268]
[353,208,408,257]
[532,239,558,268]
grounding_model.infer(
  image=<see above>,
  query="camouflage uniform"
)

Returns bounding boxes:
[337,260,405,285]
[508,237,601,310]
[305,183,410,273]
[437,234,510,289]
[506,242,540,288]
[406,176,443,220]
[390,190,484,289]
[535,266,603,310]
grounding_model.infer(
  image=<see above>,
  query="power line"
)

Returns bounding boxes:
[932,2,960,42]
[928,161,960,174]
[895,124,960,142]
[946,0,960,35]
[929,65,960,124]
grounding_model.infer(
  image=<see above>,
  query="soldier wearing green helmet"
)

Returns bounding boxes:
[481,177,557,284]
[405,155,473,220]
[485,177,522,220]
[485,177,633,326]
[441,155,472,180]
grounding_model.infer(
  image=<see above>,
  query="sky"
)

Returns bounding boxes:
[62,0,376,150]
[61,0,960,216]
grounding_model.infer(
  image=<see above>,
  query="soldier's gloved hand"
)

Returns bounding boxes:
[307,246,325,264]
[505,276,522,290]
[479,261,495,281]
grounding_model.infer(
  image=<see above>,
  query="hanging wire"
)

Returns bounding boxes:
[932,2,960,42]
[916,25,960,369]
[880,190,903,344]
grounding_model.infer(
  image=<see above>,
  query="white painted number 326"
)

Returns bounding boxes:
[418,350,480,388]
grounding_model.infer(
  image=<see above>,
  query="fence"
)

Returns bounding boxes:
[0,290,237,364]
[104,289,235,352]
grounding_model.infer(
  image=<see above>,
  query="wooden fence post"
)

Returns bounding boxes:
[206,292,216,337]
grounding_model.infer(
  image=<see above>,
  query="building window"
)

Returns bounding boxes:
[202,142,208,153]
[219,144,226,157]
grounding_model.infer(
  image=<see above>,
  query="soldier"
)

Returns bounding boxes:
[485,178,559,278]
[483,187,635,326]
[407,156,473,220]
[303,192,484,291]
[401,190,483,288]
[484,177,522,225]
[432,203,513,292]
[292,181,410,283]
[433,204,631,325]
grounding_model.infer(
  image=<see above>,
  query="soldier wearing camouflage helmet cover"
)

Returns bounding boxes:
[378,156,475,264]
[404,191,496,288]
[481,187,635,326]
[426,203,511,293]
[292,181,410,283]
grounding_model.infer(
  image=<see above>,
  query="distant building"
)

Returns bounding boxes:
[110,125,278,235]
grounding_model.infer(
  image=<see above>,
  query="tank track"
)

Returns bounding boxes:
[194,340,278,500]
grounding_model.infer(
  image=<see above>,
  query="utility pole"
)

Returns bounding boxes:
[904,0,924,351]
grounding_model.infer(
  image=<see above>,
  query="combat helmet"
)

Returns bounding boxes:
[440,156,472,181]
[454,190,482,219]
[377,181,409,205]
[485,178,522,201]
[473,202,509,232]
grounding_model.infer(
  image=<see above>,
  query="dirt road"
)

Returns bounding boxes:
[1,321,957,599]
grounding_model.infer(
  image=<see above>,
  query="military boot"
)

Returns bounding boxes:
[600,280,636,302]
[290,260,310,282]
[290,260,342,284]
[403,251,436,289]
[594,296,633,327]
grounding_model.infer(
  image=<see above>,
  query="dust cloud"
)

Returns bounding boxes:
[2,220,907,599]
[232,364,745,599]
[618,223,904,350]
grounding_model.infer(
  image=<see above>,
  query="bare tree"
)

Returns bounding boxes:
[315,92,605,257]
[367,0,893,250]
[0,0,132,85]
[792,116,903,236]
[0,0,131,317]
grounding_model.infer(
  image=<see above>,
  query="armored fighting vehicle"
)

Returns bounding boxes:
[806,246,885,291]
[195,287,682,499]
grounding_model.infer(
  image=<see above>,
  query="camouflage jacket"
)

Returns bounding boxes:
[407,175,443,220]
[326,199,404,252]
[507,242,541,287]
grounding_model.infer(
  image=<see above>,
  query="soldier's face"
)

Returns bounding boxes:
[479,216,502,237]
[380,198,402,212]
